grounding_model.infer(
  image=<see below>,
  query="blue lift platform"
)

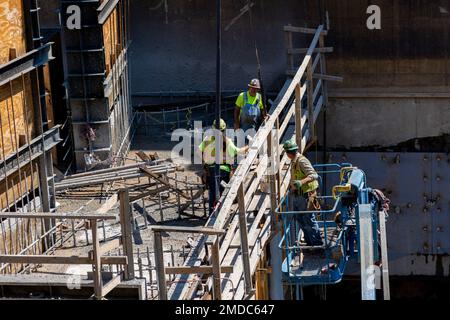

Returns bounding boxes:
[278,164,390,300]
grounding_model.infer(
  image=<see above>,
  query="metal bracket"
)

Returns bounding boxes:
[0,43,54,87]
[0,126,62,182]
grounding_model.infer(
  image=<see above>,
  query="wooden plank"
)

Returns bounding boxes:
[219,215,239,261]
[119,189,134,279]
[236,217,272,299]
[287,47,333,54]
[238,184,252,294]
[313,95,324,123]
[211,237,222,300]
[223,214,272,300]
[295,84,303,150]
[283,25,328,35]
[0,255,127,265]
[312,79,322,103]
[136,150,151,162]
[0,0,27,65]
[307,60,314,138]
[91,220,103,299]
[165,265,234,275]
[0,212,117,220]
[284,30,294,70]
[312,52,322,73]
[129,185,170,202]
[89,238,121,258]
[319,34,329,107]
[96,193,118,214]
[151,226,226,235]
[140,166,191,200]
[100,274,122,297]
[154,231,167,300]
[313,74,343,82]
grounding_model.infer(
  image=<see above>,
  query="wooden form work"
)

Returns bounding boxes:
[168,25,333,300]
[0,190,135,300]
[151,226,227,300]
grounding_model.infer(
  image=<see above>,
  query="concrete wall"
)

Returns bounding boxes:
[322,98,450,148]
[129,0,450,146]
[129,0,323,95]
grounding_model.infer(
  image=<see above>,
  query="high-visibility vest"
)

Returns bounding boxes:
[292,156,319,194]
[199,136,237,172]
[239,92,262,127]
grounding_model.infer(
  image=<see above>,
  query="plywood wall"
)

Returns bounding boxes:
[103,5,123,76]
[0,76,35,159]
[0,163,39,211]
[0,0,27,65]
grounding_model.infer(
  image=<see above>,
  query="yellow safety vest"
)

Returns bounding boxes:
[292,156,319,194]
[198,136,238,173]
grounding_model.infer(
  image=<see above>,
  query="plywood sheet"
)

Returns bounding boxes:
[0,75,35,159]
[0,0,27,65]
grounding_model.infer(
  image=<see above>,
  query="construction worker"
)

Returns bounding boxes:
[198,119,249,215]
[283,139,323,247]
[234,78,267,132]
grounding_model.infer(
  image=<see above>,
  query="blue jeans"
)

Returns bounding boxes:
[207,166,231,215]
[291,193,323,246]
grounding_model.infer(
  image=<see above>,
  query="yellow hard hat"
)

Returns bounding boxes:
[212,119,227,131]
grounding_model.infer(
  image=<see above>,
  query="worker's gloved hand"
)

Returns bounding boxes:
[293,180,302,190]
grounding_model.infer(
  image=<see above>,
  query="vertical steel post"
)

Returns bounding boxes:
[359,204,376,300]
[214,0,222,204]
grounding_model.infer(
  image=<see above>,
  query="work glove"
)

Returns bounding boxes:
[292,180,302,190]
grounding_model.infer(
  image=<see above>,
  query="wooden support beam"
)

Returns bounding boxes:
[211,236,222,300]
[0,212,117,220]
[136,150,151,162]
[319,34,329,107]
[0,255,127,265]
[154,231,167,300]
[151,226,225,235]
[313,95,324,123]
[267,130,278,215]
[313,79,322,103]
[283,25,328,35]
[140,166,191,199]
[91,220,103,299]
[285,30,294,71]
[165,265,234,275]
[294,83,304,151]
[312,52,322,73]
[313,74,343,82]
[100,274,122,298]
[119,189,134,280]
[238,183,253,295]
[129,186,170,202]
[287,47,333,54]
[89,239,121,258]
[307,60,314,139]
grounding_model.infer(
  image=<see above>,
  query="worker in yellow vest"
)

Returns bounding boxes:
[283,139,323,246]
[199,119,249,215]
[234,78,267,132]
